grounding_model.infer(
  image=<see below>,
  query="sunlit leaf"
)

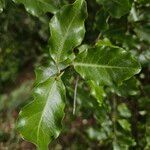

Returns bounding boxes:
[17,77,66,149]
[74,39,141,86]
[49,0,87,63]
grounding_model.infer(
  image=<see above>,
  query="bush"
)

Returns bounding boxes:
[0,0,149,149]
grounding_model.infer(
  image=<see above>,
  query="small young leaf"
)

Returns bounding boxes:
[88,80,105,106]
[17,77,66,150]
[35,65,58,85]
[74,40,141,86]
[35,60,70,85]
[49,0,87,63]
[118,103,131,118]
[118,119,131,132]
[96,0,132,18]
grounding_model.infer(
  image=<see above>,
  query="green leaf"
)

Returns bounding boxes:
[137,0,150,4]
[134,24,150,43]
[118,119,131,132]
[87,127,107,141]
[113,77,140,97]
[35,60,70,85]
[35,65,58,85]
[17,77,66,150]
[96,0,132,18]
[0,0,5,13]
[118,103,131,118]
[94,9,109,32]
[88,80,105,106]
[13,0,61,16]
[74,39,141,86]
[49,0,87,63]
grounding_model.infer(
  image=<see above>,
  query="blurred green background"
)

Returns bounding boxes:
[0,0,150,149]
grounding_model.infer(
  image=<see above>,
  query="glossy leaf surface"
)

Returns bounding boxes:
[49,0,87,63]
[17,77,66,150]
[13,0,61,16]
[35,60,70,85]
[74,40,141,86]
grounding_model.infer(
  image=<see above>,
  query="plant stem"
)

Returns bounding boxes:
[112,95,117,147]
[73,76,79,115]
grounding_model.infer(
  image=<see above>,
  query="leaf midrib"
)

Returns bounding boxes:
[74,62,137,69]
[36,80,56,145]
[56,0,84,62]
